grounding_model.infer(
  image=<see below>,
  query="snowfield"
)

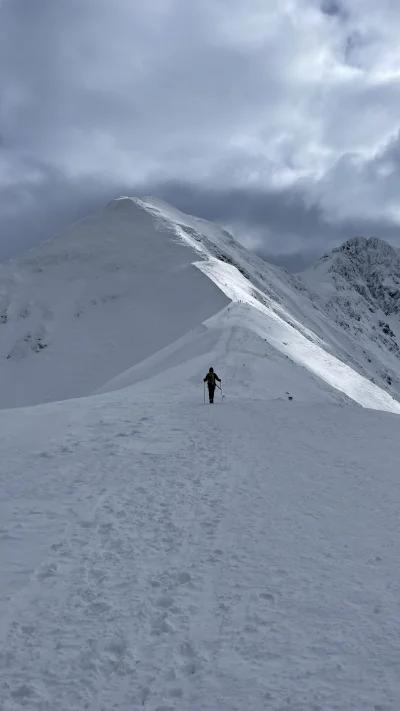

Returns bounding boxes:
[1,368,400,710]
[1,197,400,709]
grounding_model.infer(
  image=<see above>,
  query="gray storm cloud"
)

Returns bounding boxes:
[1,0,400,268]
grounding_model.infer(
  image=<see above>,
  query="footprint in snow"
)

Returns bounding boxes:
[155,595,175,609]
[10,684,35,700]
[36,561,58,580]
[259,591,275,602]
[177,571,191,585]
[152,615,174,635]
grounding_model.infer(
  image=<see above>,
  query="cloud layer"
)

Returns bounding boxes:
[1,0,400,267]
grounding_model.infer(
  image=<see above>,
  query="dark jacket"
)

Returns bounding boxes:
[203,371,221,387]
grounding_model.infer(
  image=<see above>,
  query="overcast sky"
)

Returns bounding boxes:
[1,0,400,269]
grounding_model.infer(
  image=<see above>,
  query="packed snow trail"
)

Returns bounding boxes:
[1,392,400,710]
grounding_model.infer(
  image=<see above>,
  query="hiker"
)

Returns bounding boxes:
[203,367,221,403]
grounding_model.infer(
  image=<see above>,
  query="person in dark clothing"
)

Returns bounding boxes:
[203,367,221,403]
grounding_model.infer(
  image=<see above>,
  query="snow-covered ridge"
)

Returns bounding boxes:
[117,196,400,414]
[1,194,400,413]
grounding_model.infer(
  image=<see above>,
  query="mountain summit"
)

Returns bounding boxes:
[0,197,229,407]
[314,236,400,315]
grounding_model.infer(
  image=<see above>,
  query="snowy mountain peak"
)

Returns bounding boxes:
[313,235,400,316]
[317,235,399,269]
[334,235,400,266]
[301,235,400,398]
[103,196,138,212]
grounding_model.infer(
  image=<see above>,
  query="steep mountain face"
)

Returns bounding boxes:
[301,236,400,397]
[313,237,400,315]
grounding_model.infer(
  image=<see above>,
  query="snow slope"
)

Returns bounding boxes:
[97,198,400,414]
[97,302,400,414]
[0,198,229,408]
[1,359,400,711]
[2,195,400,414]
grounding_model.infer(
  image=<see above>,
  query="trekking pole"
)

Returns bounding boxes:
[216,383,224,402]
[203,381,205,404]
